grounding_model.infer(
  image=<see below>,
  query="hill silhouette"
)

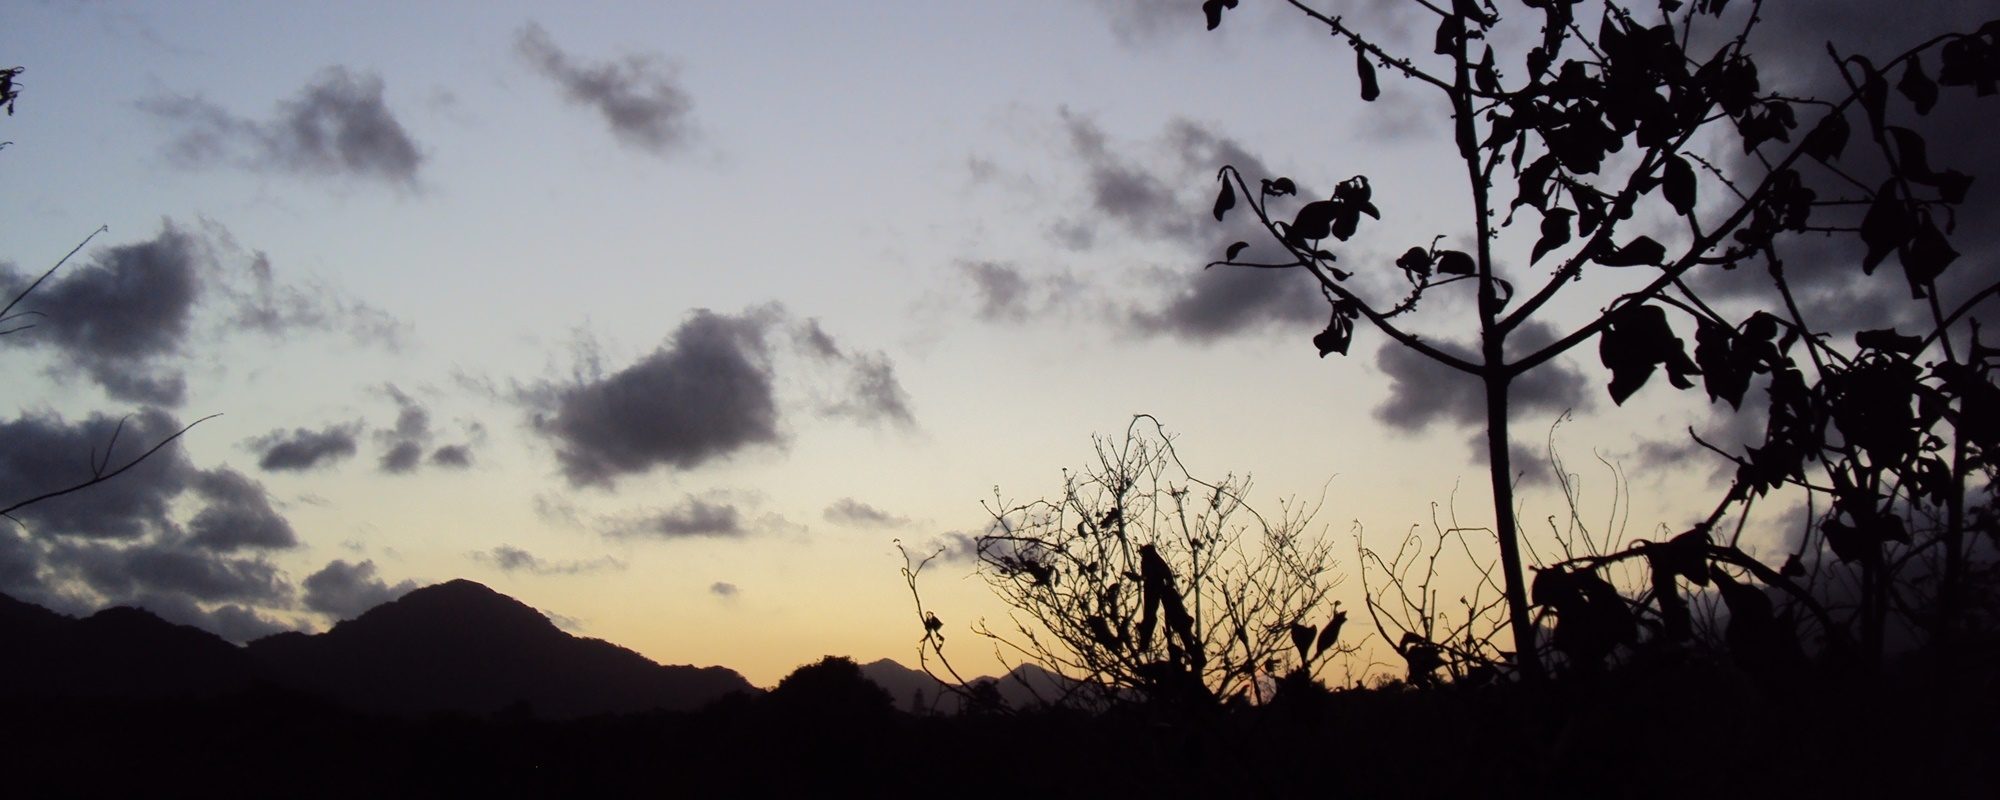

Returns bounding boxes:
[860,657,1080,713]
[1,579,753,719]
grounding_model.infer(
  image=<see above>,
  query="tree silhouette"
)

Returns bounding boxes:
[915,416,1349,708]
[1202,1,1999,679]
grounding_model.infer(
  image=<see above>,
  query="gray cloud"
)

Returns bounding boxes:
[611,497,746,540]
[516,23,696,156]
[371,385,476,475]
[249,422,361,472]
[428,444,473,469]
[823,497,910,528]
[472,544,622,576]
[0,224,204,405]
[54,540,291,607]
[1125,264,1324,339]
[144,67,423,185]
[227,250,406,347]
[302,559,417,620]
[0,407,195,541]
[1372,321,1591,434]
[796,319,917,428]
[1046,111,1330,342]
[708,581,738,598]
[131,592,296,644]
[527,308,783,486]
[186,467,297,552]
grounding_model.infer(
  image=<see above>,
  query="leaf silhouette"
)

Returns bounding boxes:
[1592,236,1667,267]
[1314,609,1347,657]
[1662,154,1697,216]
[1201,0,1238,31]
[1801,110,1850,162]
[1435,249,1475,276]
[1357,49,1380,102]
[1213,179,1236,222]
[1224,241,1250,261]
[1898,55,1939,114]
[1261,177,1297,196]
[1859,179,1911,274]
[1531,209,1573,264]
[1289,623,1315,666]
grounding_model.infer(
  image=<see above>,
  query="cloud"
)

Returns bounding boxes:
[795,319,917,428]
[526,308,783,486]
[472,544,622,576]
[0,407,195,541]
[143,67,423,185]
[823,498,910,528]
[376,384,432,474]
[0,224,205,405]
[1039,111,1331,342]
[226,249,406,347]
[609,497,747,540]
[302,559,417,620]
[185,467,297,552]
[428,444,473,469]
[516,23,696,156]
[131,592,296,644]
[708,581,738,598]
[249,423,361,472]
[54,540,291,607]
[1372,321,1591,434]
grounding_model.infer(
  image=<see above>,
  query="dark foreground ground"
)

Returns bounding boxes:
[4,660,1995,799]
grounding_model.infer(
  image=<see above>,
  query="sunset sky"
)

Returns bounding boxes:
[3,0,1990,685]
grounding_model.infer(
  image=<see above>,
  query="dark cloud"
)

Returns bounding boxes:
[515,23,696,156]
[185,467,297,552]
[1125,264,1324,339]
[132,592,295,644]
[428,444,473,469]
[1372,321,1591,435]
[249,422,361,472]
[472,544,622,576]
[372,385,476,474]
[1046,111,1330,342]
[0,224,204,405]
[0,407,195,541]
[55,540,291,607]
[302,559,417,620]
[527,308,782,486]
[708,581,738,598]
[379,441,424,474]
[823,498,910,528]
[143,67,424,185]
[611,497,746,540]
[962,261,1035,322]
[1059,108,1205,248]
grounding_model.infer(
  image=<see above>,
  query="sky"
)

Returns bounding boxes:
[2,0,1992,686]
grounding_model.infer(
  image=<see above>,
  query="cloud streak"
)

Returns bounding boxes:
[143,67,424,185]
[516,23,697,156]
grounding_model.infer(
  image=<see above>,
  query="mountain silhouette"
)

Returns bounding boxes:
[246,578,754,718]
[859,657,1080,713]
[0,595,261,698]
[1,579,754,719]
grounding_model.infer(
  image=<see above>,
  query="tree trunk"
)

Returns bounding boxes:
[1483,365,1543,681]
